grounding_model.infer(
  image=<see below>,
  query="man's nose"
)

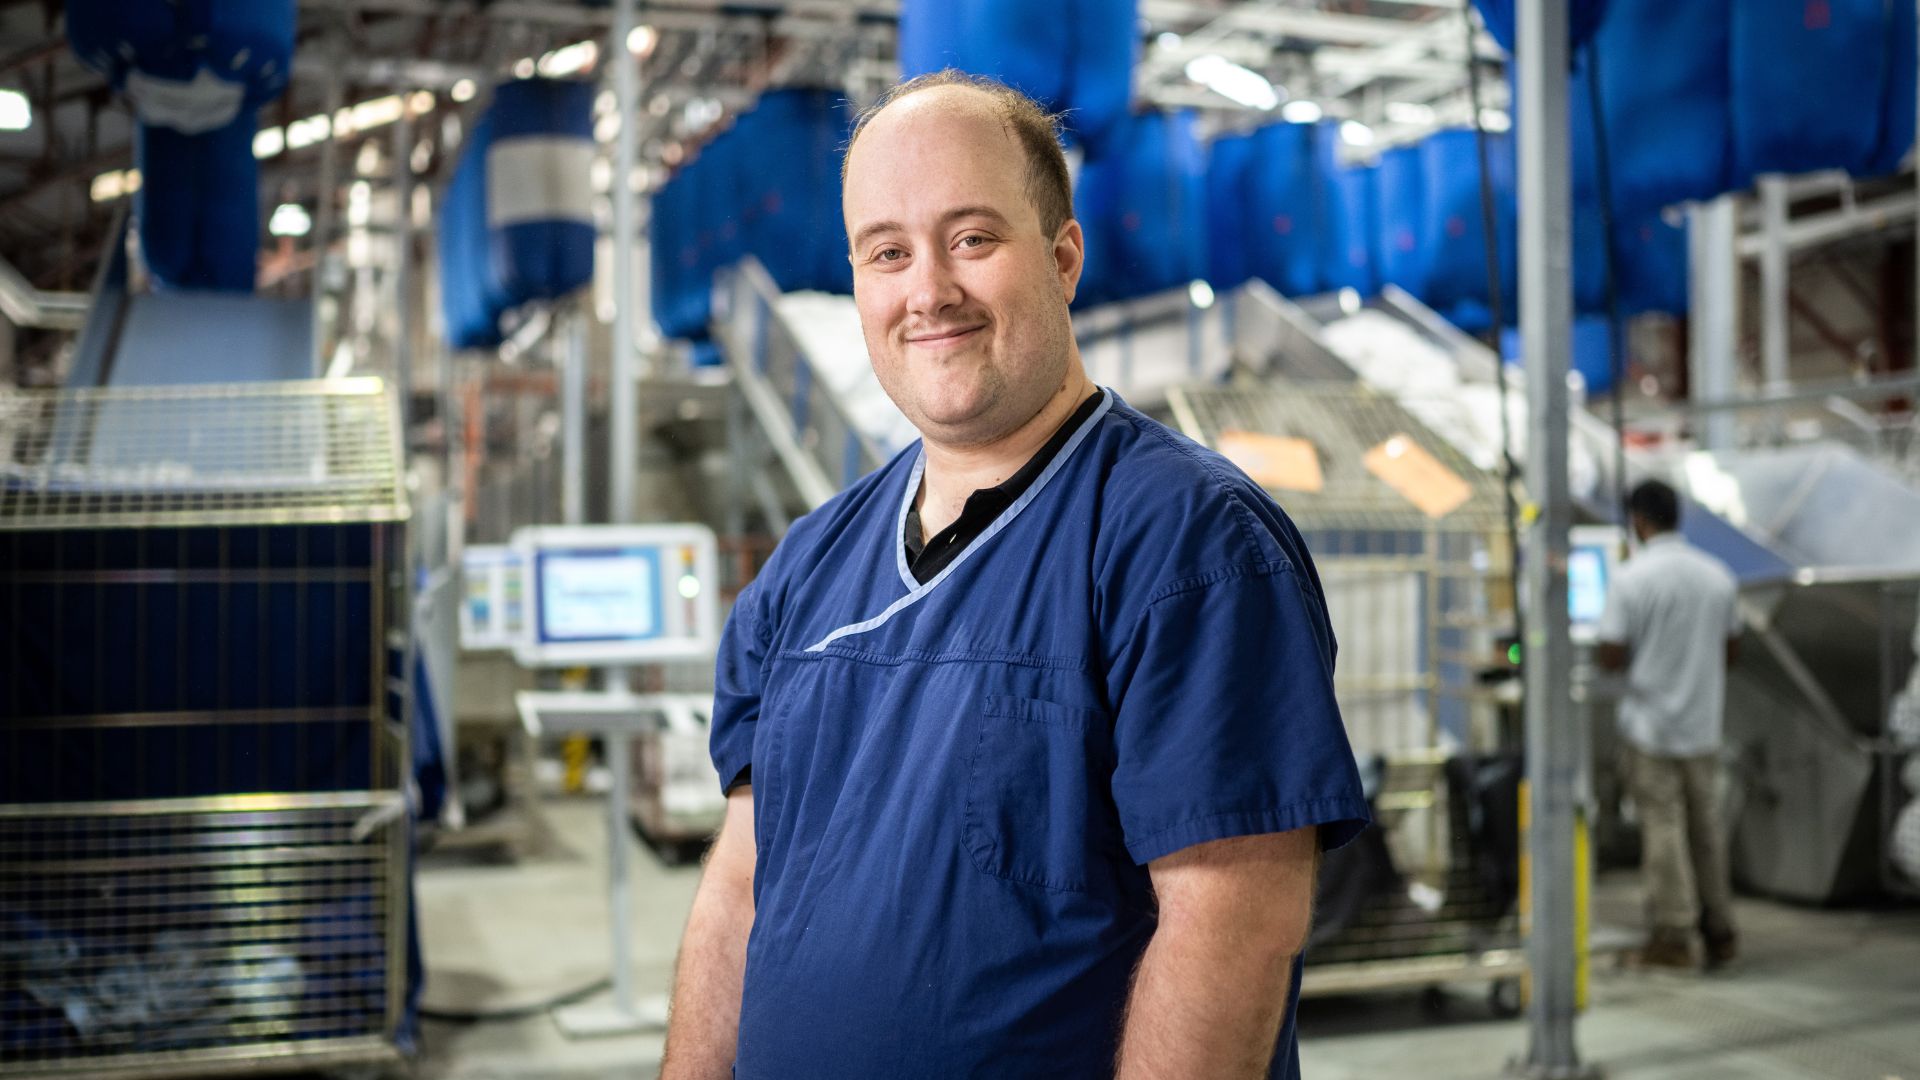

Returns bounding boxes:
[905,249,964,320]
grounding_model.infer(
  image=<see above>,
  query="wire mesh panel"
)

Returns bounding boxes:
[0,795,405,1074]
[0,378,406,531]
[0,381,410,1077]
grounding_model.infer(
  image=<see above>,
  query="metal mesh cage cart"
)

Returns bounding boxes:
[0,379,414,1078]
[1169,380,1526,1006]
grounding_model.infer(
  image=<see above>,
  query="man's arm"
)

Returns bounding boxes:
[1115,827,1319,1080]
[660,786,756,1080]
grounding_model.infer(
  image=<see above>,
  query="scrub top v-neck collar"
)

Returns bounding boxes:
[804,387,1115,654]
[902,390,1106,586]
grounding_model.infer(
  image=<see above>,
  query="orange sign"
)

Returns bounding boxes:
[1217,430,1324,493]
[1363,434,1472,519]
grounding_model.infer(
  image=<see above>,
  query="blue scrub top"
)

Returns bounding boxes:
[711,389,1369,1079]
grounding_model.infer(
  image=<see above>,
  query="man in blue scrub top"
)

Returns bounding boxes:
[661,71,1369,1080]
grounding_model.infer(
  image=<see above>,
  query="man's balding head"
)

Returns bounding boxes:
[843,71,1074,241]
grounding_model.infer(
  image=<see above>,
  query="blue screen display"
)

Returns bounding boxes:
[536,547,666,644]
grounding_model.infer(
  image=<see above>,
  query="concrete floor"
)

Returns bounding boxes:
[393,797,1920,1080]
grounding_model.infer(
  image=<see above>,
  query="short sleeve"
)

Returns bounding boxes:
[1595,572,1632,645]
[1104,563,1371,866]
[710,581,771,795]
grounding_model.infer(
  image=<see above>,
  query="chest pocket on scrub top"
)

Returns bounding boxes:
[963,694,1123,894]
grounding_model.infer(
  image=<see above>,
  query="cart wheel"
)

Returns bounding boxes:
[1488,979,1522,1018]
[1420,985,1450,1017]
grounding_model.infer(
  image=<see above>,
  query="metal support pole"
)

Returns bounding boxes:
[1759,175,1791,392]
[549,0,664,1041]
[611,0,641,527]
[563,306,588,527]
[312,32,344,378]
[603,722,638,1007]
[607,0,641,1019]
[1515,1,1590,1076]
[392,105,416,431]
[1689,196,1741,450]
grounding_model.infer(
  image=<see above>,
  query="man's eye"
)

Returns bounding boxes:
[876,247,906,262]
[958,235,987,248]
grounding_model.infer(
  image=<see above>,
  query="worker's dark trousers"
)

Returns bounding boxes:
[1624,744,1736,940]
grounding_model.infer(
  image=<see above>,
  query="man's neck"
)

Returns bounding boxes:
[917,372,1098,540]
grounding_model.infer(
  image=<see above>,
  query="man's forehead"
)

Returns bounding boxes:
[844,87,1032,230]
[849,86,1017,168]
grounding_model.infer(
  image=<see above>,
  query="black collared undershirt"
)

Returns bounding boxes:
[902,391,1103,585]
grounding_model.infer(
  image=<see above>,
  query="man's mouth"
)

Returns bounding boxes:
[906,324,985,349]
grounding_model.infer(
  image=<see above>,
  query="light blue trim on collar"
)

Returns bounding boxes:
[893,452,925,592]
[806,387,1115,653]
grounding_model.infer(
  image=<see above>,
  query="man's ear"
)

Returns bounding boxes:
[1055,219,1085,305]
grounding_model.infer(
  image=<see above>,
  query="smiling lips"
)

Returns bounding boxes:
[906,324,986,349]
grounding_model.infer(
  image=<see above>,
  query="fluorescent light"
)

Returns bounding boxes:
[451,79,477,103]
[286,113,331,150]
[90,169,127,202]
[253,126,285,158]
[513,58,536,79]
[0,88,30,132]
[1281,100,1322,124]
[1184,54,1279,111]
[269,202,312,237]
[1385,101,1435,125]
[540,40,598,77]
[1188,280,1216,310]
[1340,120,1375,147]
[408,90,435,115]
[627,25,658,57]
[1156,32,1182,50]
[1479,108,1512,133]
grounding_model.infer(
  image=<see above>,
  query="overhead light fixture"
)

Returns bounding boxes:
[1188,280,1216,310]
[1156,32,1182,51]
[1385,101,1435,126]
[451,79,477,103]
[1184,54,1279,112]
[90,168,140,203]
[628,25,659,58]
[408,90,435,116]
[0,88,30,132]
[1281,99,1322,124]
[539,40,598,78]
[253,126,286,159]
[1479,108,1512,133]
[270,202,312,238]
[1340,120,1375,147]
[513,57,536,79]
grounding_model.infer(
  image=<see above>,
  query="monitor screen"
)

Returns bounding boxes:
[509,524,720,667]
[1568,544,1609,627]
[536,547,664,644]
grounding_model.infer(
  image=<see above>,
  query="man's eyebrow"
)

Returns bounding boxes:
[850,220,904,252]
[940,205,1013,230]
[849,206,1015,253]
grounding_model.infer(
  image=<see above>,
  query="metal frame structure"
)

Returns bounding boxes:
[0,378,412,1079]
[1167,380,1525,1006]
[715,257,892,518]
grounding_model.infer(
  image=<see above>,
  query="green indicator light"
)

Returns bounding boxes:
[1507,643,1522,665]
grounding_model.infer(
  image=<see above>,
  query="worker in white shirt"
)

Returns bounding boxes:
[1596,479,1742,971]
